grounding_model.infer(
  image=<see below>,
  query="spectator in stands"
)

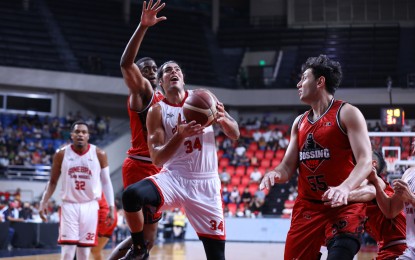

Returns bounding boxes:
[222,186,231,205]
[223,205,232,218]
[65,112,75,126]
[0,200,15,250]
[19,201,33,221]
[229,186,241,206]
[219,167,231,185]
[30,201,43,223]
[267,136,279,151]
[249,192,265,217]
[257,136,267,151]
[235,141,246,157]
[250,154,260,167]
[245,117,261,130]
[278,132,289,149]
[252,129,263,143]
[250,166,262,184]
[2,201,23,223]
[240,187,253,208]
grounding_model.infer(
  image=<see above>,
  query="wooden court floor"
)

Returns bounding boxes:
[0,241,377,260]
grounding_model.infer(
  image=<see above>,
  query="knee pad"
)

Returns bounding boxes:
[122,179,161,212]
[122,182,145,212]
[326,235,360,260]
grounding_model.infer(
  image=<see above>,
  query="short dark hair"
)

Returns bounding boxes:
[70,120,89,132]
[135,57,155,68]
[372,150,386,176]
[301,54,342,95]
[156,60,181,82]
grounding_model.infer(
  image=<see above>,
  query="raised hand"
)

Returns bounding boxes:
[141,0,167,28]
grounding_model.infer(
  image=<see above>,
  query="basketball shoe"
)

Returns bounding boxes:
[119,244,149,260]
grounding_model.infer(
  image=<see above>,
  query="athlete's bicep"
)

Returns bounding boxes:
[341,104,371,164]
[96,148,109,169]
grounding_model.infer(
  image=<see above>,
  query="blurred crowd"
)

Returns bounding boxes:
[0,112,111,169]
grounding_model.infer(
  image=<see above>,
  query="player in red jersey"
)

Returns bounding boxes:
[367,141,415,259]
[347,150,406,259]
[260,54,372,259]
[108,1,166,259]
[91,193,118,260]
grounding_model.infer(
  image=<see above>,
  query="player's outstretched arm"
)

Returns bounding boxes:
[120,0,166,110]
[260,116,300,190]
[39,149,64,218]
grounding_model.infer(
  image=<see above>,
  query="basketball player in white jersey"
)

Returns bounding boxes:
[39,121,115,260]
[368,141,415,259]
[119,60,240,260]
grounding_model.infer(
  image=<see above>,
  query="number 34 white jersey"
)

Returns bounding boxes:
[60,144,102,203]
[159,92,218,178]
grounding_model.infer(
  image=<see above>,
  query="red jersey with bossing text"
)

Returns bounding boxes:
[297,99,355,201]
[365,184,406,249]
[127,90,164,157]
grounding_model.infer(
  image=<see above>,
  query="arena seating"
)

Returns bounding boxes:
[0,0,410,89]
[218,25,401,89]
[0,0,65,71]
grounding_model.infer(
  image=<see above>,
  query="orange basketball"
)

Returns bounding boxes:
[183,89,217,127]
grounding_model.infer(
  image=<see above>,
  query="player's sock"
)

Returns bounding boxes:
[131,231,145,248]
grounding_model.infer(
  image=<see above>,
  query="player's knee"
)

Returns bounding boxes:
[200,237,225,260]
[122,183,145,212]
[326,235,360,260]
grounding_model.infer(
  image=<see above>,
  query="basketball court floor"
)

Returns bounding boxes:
[0,240,377,259]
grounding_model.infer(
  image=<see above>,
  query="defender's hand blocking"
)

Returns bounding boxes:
[140,0,167,28]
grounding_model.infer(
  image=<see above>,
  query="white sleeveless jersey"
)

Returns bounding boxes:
[60,144,102,203]
[159,90,218,177]
[402,167,415,249]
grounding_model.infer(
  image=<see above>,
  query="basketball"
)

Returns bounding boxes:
[183,89,217,127]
